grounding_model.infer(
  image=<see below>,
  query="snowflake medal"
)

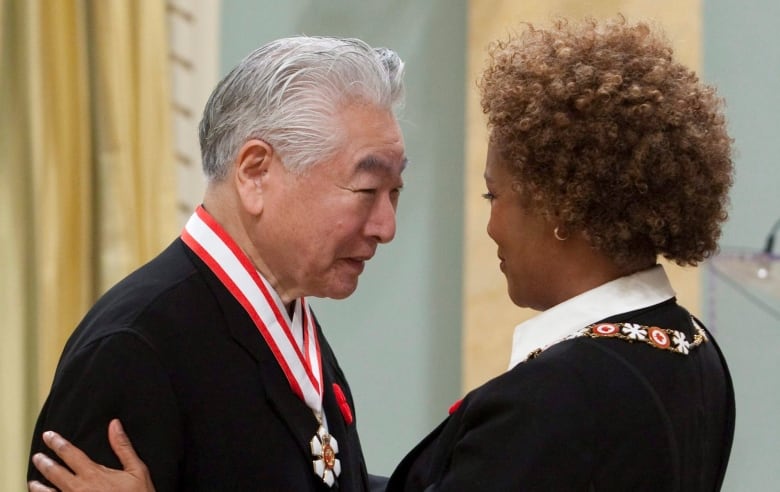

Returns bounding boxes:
[311,425,341,487]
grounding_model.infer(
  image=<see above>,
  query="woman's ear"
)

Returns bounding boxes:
[234,139,274,215]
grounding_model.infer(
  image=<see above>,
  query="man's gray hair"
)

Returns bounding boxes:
[199,36,405,180]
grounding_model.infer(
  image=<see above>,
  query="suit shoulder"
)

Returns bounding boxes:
[62,240,217,354]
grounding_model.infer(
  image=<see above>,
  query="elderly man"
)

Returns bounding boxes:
[28,36,406,491]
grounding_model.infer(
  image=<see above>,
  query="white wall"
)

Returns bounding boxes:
[703,1,780,489]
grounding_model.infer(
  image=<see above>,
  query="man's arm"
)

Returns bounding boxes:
[28,331,182,490]
[29,419,155,492]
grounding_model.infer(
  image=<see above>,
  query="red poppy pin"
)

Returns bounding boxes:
[332,383,354,426]
[448,398,463,415]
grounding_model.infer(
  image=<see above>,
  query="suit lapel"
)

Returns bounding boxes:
[187,245,320,466]
[222,282,323,468]
[220,286,320,466]
[319,320,367,491]
[187,245,362,487]
[321,350,350,456]
[258,355,321,458]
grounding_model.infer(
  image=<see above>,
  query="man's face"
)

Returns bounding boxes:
[259,103,406,301]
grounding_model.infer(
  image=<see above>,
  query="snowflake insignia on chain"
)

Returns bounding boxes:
[621,323,647,341]
[672,331,691,354]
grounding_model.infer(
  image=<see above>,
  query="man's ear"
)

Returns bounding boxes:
[234,139,275,215]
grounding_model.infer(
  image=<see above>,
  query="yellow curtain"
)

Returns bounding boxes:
[463,0,702,391]
[90,1,177,293]
[0,0,176,488]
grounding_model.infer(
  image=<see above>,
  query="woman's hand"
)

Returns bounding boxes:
[28,419,155,492]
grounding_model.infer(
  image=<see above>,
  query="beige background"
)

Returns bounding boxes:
[463,0,702,391]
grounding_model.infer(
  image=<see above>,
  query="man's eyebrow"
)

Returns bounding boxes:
[356,156,409,173]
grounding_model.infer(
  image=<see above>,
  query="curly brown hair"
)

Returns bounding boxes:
[479,16,733,268]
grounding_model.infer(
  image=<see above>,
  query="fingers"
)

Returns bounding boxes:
[31,451,74,490]
[33,422,155,492]
[108,419,146,472]
[41,430,92,474]
[28,480,57,492]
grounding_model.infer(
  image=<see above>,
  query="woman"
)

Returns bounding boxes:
[386,17,735,491]
[30,17,735,491]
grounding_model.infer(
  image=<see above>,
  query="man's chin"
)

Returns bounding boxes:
[326,285,359,300]
[315,278,360,300]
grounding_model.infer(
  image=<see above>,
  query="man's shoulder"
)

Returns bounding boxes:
[63,239,218,355]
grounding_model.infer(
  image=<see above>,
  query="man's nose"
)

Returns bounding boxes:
[366,193,397,244]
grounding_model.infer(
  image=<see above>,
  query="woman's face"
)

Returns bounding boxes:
[484,143,563,310]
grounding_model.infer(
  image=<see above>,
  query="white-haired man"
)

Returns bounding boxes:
[29,36,407,492]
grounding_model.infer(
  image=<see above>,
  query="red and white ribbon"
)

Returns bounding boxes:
[182,206,324,415]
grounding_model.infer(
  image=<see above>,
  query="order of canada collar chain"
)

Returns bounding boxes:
[527,317,708,361]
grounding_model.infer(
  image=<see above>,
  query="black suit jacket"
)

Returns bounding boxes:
[387,300,735,491]
[29,239,370,491]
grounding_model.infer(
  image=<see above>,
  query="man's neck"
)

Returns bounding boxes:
[201,190,296,309]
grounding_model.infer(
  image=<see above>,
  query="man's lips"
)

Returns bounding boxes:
[350,253,374,262]
[343,255,373,273]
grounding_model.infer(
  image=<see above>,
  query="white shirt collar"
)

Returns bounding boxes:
[508,265,676,369]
